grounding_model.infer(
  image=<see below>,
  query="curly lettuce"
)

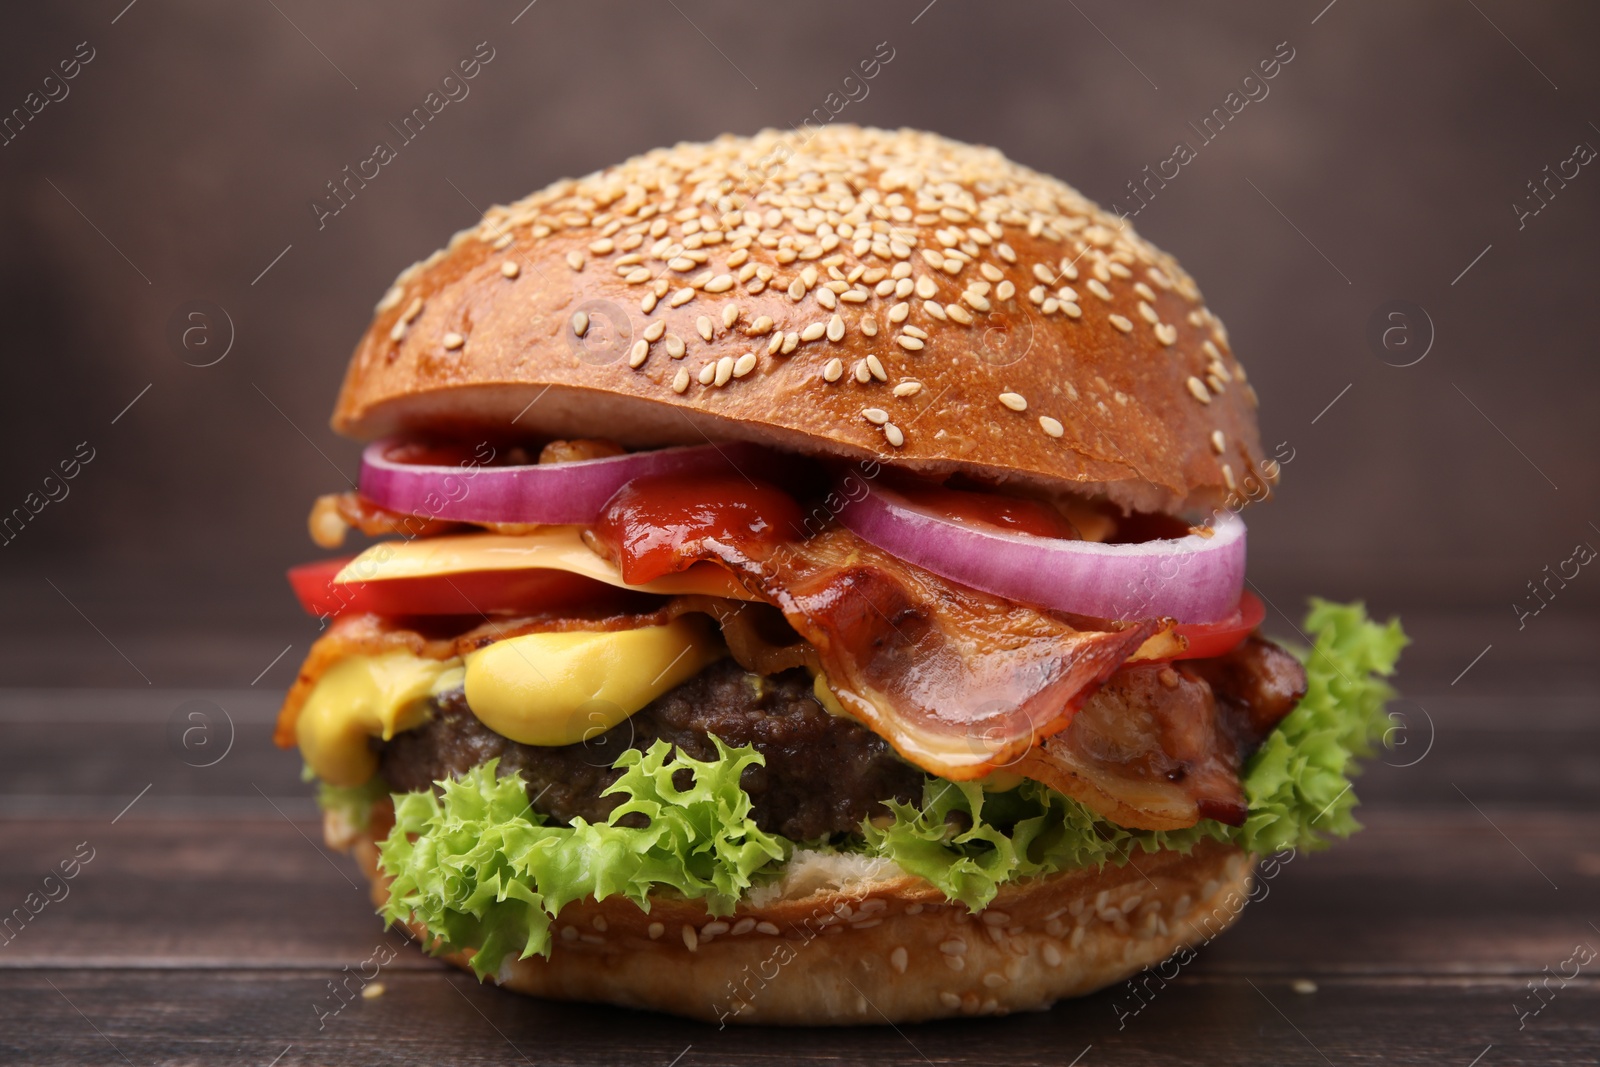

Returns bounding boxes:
[375,738,787,975]
[362,600,1404,967]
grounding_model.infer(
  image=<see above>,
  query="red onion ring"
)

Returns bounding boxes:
[836,481,1246,623]
[359,439,775,525]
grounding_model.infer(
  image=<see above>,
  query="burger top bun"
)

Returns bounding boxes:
[335,127,1268,514]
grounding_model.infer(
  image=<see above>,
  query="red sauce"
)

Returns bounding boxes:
[593,473,805,584]
[893,481,1080,540]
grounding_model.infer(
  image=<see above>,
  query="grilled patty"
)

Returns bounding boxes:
[378,659,925,841]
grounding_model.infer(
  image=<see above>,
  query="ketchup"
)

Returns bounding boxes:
[892,481,1080,540]
[594,473,805,584]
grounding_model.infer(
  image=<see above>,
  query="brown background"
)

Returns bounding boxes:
[2,2,1597,686]
[0,3,1596,1064]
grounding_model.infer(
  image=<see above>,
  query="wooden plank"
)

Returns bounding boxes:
[0,968,1594,1067]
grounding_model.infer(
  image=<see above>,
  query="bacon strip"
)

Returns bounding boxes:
[657,528,1162,779]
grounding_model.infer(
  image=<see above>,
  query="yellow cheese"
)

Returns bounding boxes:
[464,617,723,746]
[296,651,460,786]
[333,527,760,601]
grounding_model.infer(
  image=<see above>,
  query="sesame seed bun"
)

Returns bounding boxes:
[335,127,1265,513]
[337,811,1254,1025]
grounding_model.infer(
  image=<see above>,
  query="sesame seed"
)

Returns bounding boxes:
[756,922,780,936]
[714,355,734,387]
[1039,415,1065,438]
[1043,298,1060,315]
[1138,300,1159,324]
[672,368,690,393]
[999,392,1027,412]
[1062,302,1083,319]
[500,260,520,279]
[767,332,783,355]
[442,332,464,350]
[641,292,657,314]
[1032,263,1055,283]
[824,314,844,342]
[401,297,424,324]
[854,360,872,384]
[840,288,869,303]
[888,302,910,323]
[389,319,408,342]
[866,354,887,380]
[884,423,904,446]
[996,242,1017,263]
[983,973,1006,989]
[1087,279,1112,301]
[1028,285,1046,304]
[939,939,968,956]
[628,339,649,368]
[963,292,991,313]
[1155,322,1178,346]
[702,921,730,937]
[893,381,922,397]
[890,947,909,974]
[726,248,749,268]
[781,331,799,354]
[946,304,973,324]
[492,233,513,250]
[823,358,844,382]
[980,263,1004,282]
[940,992,962,1009]
[1135,282,1157,301]
[565,252,584,271]
[696,316,714,341]
[861,316,879,337]
[669,288,696,308]
[643,320,666,342]
[690,270,714,289]
[1211,430,1225,453]
[1187,376,1211,404]
[894,277,914,298]
[733,352,757,378]
[571,312,589,337]
[648,922,665,939]
[903,325,928,340]
[1109,313,1134,333]
[731,918,756,936]
[666,256,694,272]
[624,268,651,284]
[924,300,948,321]
[915,276,938,299]
[1222,463,1236,490]
[800,321,827,342]
[682,925,698,952]
[1057,286,1079,304]
[665,334,686,359]
[816,287,838,310]
[862,407,889,425]
[896,335,924,351]
[787,278,807,301]
[749,315,774,335]
[698,362,716,385]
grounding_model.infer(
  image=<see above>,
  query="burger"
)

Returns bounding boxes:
[275,126,1406,1024]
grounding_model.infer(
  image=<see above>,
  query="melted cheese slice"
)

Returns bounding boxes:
[333,527,760,601]
[295,620,723,785]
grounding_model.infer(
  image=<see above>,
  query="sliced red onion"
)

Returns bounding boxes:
[359,439,774,525]
[836,482,1246,623]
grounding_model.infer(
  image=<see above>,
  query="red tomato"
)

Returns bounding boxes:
[1170,591,1265,660]
[286,558,632,619]
[893,480,1080,540]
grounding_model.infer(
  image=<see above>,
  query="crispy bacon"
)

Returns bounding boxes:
[1018,637,1306,829]
[630,526,1162,779]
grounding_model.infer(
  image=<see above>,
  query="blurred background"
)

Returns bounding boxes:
[0,2,1594,735]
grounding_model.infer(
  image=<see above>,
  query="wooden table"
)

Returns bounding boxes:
[3,612,1596,1065]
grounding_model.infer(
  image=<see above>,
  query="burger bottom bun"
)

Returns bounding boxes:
[338,815,1254,1025]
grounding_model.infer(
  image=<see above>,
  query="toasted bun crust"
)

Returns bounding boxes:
[338,813,1253,1025]
[336,127,1266,513]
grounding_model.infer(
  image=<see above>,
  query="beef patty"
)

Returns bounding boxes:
[379,659,925,841]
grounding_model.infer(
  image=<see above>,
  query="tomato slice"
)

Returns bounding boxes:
[287,558,633,619]
[1169,591,1265,660]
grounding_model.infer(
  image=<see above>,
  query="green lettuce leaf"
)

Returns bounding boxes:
[374,737,788,976]
[362,599,1404,966]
